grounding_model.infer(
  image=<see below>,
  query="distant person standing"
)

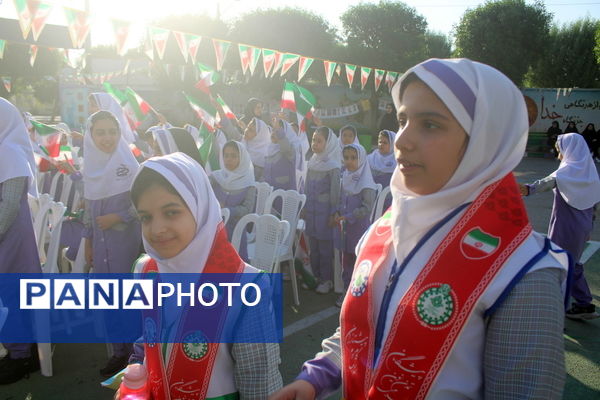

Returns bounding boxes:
[564,121,579,134]
[581,123,599,161]
[546,121,562,157]
[377,102,399,133]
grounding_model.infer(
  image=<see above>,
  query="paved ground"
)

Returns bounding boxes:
[2,157,599,400]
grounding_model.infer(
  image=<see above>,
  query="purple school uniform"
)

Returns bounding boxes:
[1,180,42,357]
[211,182,252,262]
[372,170,392,189]
[263,152,296,191]
[548,188,594,305]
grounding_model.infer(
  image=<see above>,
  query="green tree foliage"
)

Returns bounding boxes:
[453,0,552,86]
[425,31,452,59]
[529,18,600,88]
[594,24,600,65]
[341,1,428,71]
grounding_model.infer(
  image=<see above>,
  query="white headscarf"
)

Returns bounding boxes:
[150,126,178,155]
[339,125,360,149]
[342,144,378,195]
[0,98,38,196]
[82,111,140,201]
[242,117,271,168]
[368,130,396,174]
[212,141,255,191]
[184,124,201,148]
[552,133,600,210]
[134,152,222,274]
[307,127,342,172]
[92,92,136,144]
[390,58,529,262]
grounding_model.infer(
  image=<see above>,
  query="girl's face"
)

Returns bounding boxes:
[223,145,240,170]
[311,132,327,154]
[395,80,468,195]
[91,118,120,154]
[341,129,355,146]
[253,103,263,117]
[136,183,197,260]
[378,134,391,154]
[343,148,359,172]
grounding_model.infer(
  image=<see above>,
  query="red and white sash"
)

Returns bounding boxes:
[341,173,531,399]
[141,223,245,400]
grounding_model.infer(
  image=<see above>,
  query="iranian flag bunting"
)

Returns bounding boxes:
[187,34,202,63]
[29,44,38,66]
[216,95,236,121]
[13,0,34,39]
[248,46,261,76]
[280,53,300,76]
[0,40,5,59]
[2,77,11,93]
[345,64,357,88]
[360,66,371,90]
[262,49,275,77]
[323,60,337,86]
[280,82,297,112]
[112,19,130,57]
[172,31,189,62]
[386,71,399,91]
[374,68,385,91]
[238,44,251,74]
[195,62,220,94]
[212,39,231,71]
[31,119,62,157]
[31,1,53,41]
[185,93,217,131]
[150,26,170,60]
[270,51,283,77]
[297,56,314,82]
[64,7,90,48]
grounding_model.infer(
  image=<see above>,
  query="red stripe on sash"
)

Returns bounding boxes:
[341,174,531,399]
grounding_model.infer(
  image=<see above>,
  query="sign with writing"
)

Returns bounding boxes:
[522,88,600,132]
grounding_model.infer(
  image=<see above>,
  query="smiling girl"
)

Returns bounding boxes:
[82,110,142,377]
[271,58,569,400]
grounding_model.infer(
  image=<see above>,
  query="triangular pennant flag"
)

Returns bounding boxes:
[297,56,314,82]
[149,26,170,60]
[374,68,385,91]
[280,53,300,76]
[29,44,38,66]
[262,49,276,77]
[271,51,283,77]
[345,64,357,88]
[31,2,53,41]
[0,40,6,59]
[112,19,131,57]
[386,71,399,91]
[144,30,154,61]
[195,62,220,94]
[216,95,236,121]
[186,34,202,63]
[238,44,251,74]
[172,31,189,62]
[64,7,91,48]
[13,0,34,39]
[360,66,372,90]
[248,46,261,76]
[335,64,342,76]
[30,119,62,157]
[2,77,11,93]
[212,39,231,71]
[185,92,217,131]
[323,60,337,87]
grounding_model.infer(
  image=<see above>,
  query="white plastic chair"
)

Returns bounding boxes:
[32,194,53,263]
[264,189,306,305]
[48,172,63,201]
[372,185,391,222]
[231,213,290,271]
[254,182,273,214]
[221,208,230,226]
[61,237,87,273]
[59,174,73,207]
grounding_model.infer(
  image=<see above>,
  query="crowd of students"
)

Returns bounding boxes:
[0,57,598,399]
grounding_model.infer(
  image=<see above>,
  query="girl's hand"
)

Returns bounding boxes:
[85,237,93,266]
[96,213,122,230]
[268,380,316,400]
[518,184,529,196]
[244,122,257,140]
[328,215,337,228]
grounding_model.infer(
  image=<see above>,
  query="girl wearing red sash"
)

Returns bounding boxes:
[271,58,569,399]
[126,153,282,399]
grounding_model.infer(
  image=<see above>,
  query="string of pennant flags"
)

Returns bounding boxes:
[2,0,402,92]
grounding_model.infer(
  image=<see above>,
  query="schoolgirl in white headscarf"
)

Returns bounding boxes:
[90,92,136,144]
[242,117,271,179]
[307,126,342,172]
[367,130,396,175]
[272,58,569,400]
[341,144,378,195]
[212,141,255,192]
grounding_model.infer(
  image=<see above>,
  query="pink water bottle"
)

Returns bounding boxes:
[119,364,150,400]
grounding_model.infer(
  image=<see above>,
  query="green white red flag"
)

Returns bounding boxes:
[323,60,337,86]
[195,63,220,94]
[149,26,170,60]
[280,82,296,112]
[280,82,316,133]
[112,19,131,57]
[297,56,314,82]
[2,77,11,93]
[374,69,385,91]
[280,53,300,76]
[172,31,189,62]
[386,71,399,91]
[64,7,90,48]
[345,64,357,88]
[30,119,62,157]
[360,66,372,90]
[262,49,276,77]
[248,46,261,76]
[216,95,236,121]
[238,44,251,74]
[185,93,217,132]
[212,39,231,71]
[30,1,53,41]
[29,44,38,67]
[0,40,5,59]
[123,87,154,129]
[13,0,34,39]
[270,51,283,77]
[187,34,202,63]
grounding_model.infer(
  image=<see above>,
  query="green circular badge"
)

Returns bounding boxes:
[416,284,454,327]
[182,331,208,361]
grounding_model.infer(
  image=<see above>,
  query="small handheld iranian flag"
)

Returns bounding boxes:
[461,228,500,259]
[185,93,217,131]
[216,95,236,121]
[30,120,62,157]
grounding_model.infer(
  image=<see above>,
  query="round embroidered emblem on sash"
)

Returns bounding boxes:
[182,331,209,361]
[415,284,456,328]
[351,260,372,297]
[144,317,157,348]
